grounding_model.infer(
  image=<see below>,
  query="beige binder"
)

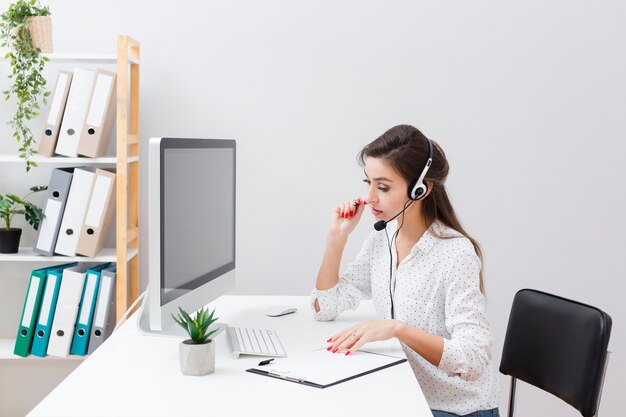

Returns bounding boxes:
[39,70,73,157]
[77,69,117,158]
[76,168,116,257]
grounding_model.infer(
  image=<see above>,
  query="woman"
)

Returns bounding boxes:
[312,125,500,416]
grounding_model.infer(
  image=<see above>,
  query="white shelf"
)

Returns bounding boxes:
[0,53,117,64]
[42,53,117,63]
[0,338,87,361]
[0,155,137,164]
[0,247,138,263]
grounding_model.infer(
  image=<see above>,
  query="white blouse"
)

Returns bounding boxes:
[311,220,500,415]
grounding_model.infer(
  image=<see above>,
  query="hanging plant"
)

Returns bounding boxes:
[0,0,52,172]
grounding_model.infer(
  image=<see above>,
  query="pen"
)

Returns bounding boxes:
[258,358,274,366]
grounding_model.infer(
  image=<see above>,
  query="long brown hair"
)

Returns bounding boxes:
[357,124,485,293]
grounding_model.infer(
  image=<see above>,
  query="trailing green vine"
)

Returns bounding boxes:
[0,0,51,171]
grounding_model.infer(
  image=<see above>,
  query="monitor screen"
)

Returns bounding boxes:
[161,146,235,305]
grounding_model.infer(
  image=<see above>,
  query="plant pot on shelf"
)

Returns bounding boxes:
[10,15,53,53]
[179,339,215,376]
[0,228,22,253]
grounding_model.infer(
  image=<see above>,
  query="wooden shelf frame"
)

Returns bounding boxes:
[116,35,141,322]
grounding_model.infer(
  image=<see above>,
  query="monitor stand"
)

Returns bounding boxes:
[137,291,227,338]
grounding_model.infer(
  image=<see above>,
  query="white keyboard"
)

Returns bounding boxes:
[226,327,287,359]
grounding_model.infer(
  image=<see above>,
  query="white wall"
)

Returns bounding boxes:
[1,1,624,415]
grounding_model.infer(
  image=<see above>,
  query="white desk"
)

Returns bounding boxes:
[28,296,432,416]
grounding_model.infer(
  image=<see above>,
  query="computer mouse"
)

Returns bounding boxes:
[265,306,298,317]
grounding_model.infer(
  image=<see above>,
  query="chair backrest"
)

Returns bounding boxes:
[499,289,612,417]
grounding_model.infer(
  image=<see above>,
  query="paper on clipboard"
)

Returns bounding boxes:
[246,347,407,388]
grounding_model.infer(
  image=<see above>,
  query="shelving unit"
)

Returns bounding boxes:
[0,35,141,362]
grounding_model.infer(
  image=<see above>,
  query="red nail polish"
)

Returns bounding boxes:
[327,338,332,342]
[345,350,351,355]
[327,346,332,351]
[350,211,354,217]
[357,198,361,204]
[332,348,338,353]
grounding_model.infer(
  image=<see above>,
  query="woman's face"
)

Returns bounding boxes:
[363,157,410,220]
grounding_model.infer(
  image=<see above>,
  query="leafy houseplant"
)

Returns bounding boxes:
[172,306,220,376]
[0,185,46,253]
[1,0,52,172]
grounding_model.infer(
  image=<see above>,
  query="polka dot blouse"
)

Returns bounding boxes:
[311,220,500,415]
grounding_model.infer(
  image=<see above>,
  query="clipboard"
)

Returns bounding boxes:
[246,347,407,388]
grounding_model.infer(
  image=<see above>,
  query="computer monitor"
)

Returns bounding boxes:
[138,137,236,337]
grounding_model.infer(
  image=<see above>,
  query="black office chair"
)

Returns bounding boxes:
[499,289,612,417]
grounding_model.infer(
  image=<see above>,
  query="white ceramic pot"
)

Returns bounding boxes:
[179,339,215,376]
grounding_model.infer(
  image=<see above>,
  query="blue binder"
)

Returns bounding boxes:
[70,263,110,356]
[14,267,50,357]
[31,263,78,357]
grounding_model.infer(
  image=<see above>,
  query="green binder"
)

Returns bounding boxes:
[14,267,49,357]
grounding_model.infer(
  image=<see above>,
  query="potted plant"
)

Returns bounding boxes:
[1,0,52,172]
[172,306,220,376]
[0,185,46,253]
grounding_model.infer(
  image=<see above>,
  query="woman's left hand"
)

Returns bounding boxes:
[326,319,404,355]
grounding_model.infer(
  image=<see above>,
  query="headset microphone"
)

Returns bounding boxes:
[373,202,413,231]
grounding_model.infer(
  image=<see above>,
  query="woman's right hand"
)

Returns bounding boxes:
[328,197,366,238]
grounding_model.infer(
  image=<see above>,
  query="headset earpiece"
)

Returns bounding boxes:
[408,138,433,201]
[409,182,427,200]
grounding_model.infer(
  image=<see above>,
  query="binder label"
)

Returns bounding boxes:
[47,72,70,124]
[86,74,113,128]
[94,276,112,328]
[79,273,98,325]
[21,276,41,327]
[36,199,62,250]
[85,175,112,227]
[38,275,58,325]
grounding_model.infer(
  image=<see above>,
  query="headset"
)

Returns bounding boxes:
[374,135,434,319]
[408,137,433,201]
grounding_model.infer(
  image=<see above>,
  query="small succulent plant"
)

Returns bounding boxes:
[172,306,219,344]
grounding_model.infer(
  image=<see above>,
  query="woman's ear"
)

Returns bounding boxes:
[423,181,434,198]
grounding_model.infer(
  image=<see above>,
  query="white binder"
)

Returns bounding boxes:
[47,264,95,358]
[33,168,74,256]
[54,167,95,256]
[55,67,96,157]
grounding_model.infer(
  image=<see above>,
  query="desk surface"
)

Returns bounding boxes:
[29,295,432,417]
